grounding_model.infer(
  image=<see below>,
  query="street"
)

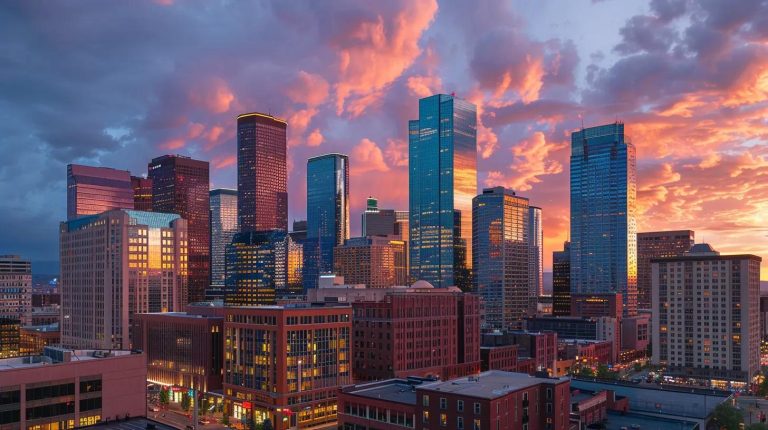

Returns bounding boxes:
[735,396,768,426]
[147,405,229,430]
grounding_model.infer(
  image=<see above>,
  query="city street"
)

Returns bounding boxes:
[735,396,768,426]
[147,405,229,430]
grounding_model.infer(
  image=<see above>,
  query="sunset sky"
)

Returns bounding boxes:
[1,0,767,277]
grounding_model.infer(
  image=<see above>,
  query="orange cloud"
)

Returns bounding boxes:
[189,77,235,114]
[160,138,185,150]
[351,138,389,174]
[187,122,205,139]
[333,0,438,116]
[306,129,324,147]
[212,155,235,169]
[286,71,330,107]
[466,89,499,159]
[485,132,565,191]
[406,74,443,98]
[286,108,318,137]
[385,138,408,167]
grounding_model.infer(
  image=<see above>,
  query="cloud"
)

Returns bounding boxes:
[160,138,185,150]
[406,74,443,98]
[384,138,408,167]
[188,77,235,114]
[306,128,324,147]
[286,71,330,107]
[484,132,566,192]
[351,138,389,174]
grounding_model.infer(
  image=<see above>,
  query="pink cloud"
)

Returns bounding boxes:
[159,138,185,150]
[384,138,408,167]
[187,122,205,139]
[286,71,330,107]
[188,77,235,114]
[333,0,438,116]
[406,74,443,98]
[351,138,389,174]
[212,155,236,169]
[484,132,566,192]
[306,128,324,147]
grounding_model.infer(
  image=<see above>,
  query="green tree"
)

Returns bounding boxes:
[710,403,743,430]
[263,418,273,430]
[633,362,643,372]
[159,389,170,405]
[222,412,229,426]
[181,392,191,412]
[577,366,595,378]
[757,377,768,397]
[747,423,768,430]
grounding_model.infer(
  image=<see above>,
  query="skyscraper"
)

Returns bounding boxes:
[552,241,571,316]
[60,210,187,350]
[361,196,378,235]
[333,236,408,288]
[67,164,134,219]
[209,189,238,299]
[303,154,349,290]
[237,112,288,232]
[528,206,544,300]
[224,230,287,306]
[148,155,210,305]
[0,255,31,326]
[409,94,477,288]
[472,187,531,330]
[636,230,694,310]
[652,244,761,385]
[131,175,153,211]
[570,122,637,316]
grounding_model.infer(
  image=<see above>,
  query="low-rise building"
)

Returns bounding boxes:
[558,340,614,366]
[526,316,619,363]
[0,318,20,358]
[0,346,146,429]
[19,323,60,356]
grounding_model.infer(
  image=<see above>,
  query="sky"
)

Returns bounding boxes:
[1,0,767,277]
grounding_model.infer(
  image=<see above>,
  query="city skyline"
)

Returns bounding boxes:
[1,1,767,279]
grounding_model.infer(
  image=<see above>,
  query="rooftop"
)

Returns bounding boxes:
[0,347,137,371]
[419,371,566,399]
[604,410,697,430]
[343,379,421,405]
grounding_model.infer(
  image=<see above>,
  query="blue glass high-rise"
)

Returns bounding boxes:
[303,153,350,290]
[570,122,637,316]
[409,94,477,288]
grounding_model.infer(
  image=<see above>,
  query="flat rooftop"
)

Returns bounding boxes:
[0,349,136,371]
[605,411,697,430]
[420,371,566,400]
[344,380,419,405]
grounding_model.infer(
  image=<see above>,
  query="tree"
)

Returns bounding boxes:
[159,389,170,405]
[181,392,191,412]
[710,403,743,430]
[596,364,618,380]
[222,412,229,426]
[757,377,768,397]
[578,367,595,378]
[263,418,273,430]
[747,424,768,430]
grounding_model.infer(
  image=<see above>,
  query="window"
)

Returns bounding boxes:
[423,411,430,424]
[473,418,481,430]
[440,413,447,427]
[546,388,552,400]
[423,395,430,407]
[440,397,447,410]
[474,402,481,415]
[457,417,464,429]
[457,400,464,412]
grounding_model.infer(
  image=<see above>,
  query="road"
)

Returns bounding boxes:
[147,406,229,430]
[736,396,768,426]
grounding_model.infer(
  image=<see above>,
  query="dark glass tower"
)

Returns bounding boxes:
[472,187,530,329]
[409,94,477,288]
[224,230,286,306]
[237,113,288,232]
[552,241,571,316]
[131,176,153,211]
[303,154,349,290]
[67,164,133,219]
[148,155,210,305]
[570,122,637,316]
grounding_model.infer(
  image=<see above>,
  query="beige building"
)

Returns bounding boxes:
[333,236,407,288]
[0,255,32,326]
[60,210,187,350]
[651,243,761,386]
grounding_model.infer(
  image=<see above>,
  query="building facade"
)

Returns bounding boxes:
[570,293,622,319]
[651,244,761,386]
[0,255,32,326]
[224,230,289,306]
[304,154,350,290]
[60,210,187,350]
[66,164,134,220]
[570,123,637,316]
[223,304,352,430]
[526,316,619,363]
[210,188,238,299]
[148,154,210,305]
[409,94,477,289]
[528,206,544,300]
[0,318,20,358]
[130,176,153,211]
[552,242,571,316]
[637,230,694,310]
[0,347,146,430]
[19,323,60,356]
[333,236,408,288]
[237,112,288,233]
[472,187,531,329]
[133,311,223,394]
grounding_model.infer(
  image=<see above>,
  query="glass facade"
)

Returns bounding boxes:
[472,187,530,330]
[409,94,477,289]
[304,154,349,290]
[237,113,288,233]
[570,122,637,316]
[148,155,210,305]
[209,189,238,299]
[225,230,288,305]
[130,176,153,211]
[66,164,134,220]
[528,206,543,301]
[552,241,571,316]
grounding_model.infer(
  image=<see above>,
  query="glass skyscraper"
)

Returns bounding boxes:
[67,164,134,220]
[409,94,477,289]
[528,206,544,300]
[209,188,238,299]
[552,241,571,316]
[303,154,349,290]
[472,187,531,330]
[224,230,286,306]
[237,112,288,233]
[570,122,637,316]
